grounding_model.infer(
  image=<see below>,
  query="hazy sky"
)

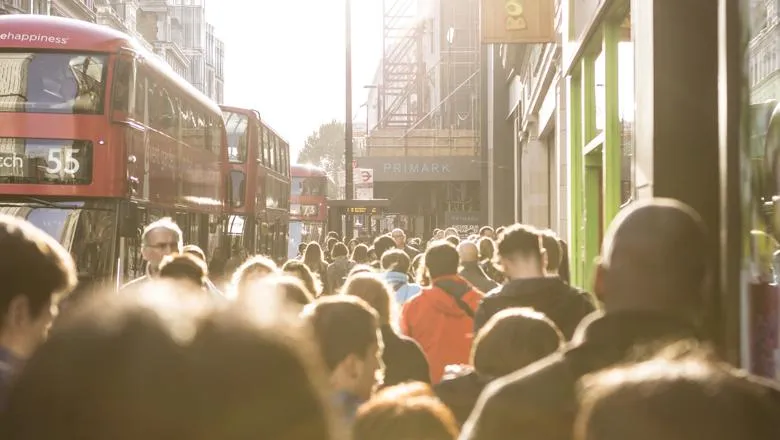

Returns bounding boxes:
[207,0,383,161]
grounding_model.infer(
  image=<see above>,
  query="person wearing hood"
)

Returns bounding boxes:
[457,241,498,294]
[400,241,483,384]
[473,224,596,340]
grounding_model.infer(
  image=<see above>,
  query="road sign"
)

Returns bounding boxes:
[353,168,374,184]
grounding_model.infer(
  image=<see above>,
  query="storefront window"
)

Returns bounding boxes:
[743,0,780,381]
[618,16,635,205]
[595,50,606,132]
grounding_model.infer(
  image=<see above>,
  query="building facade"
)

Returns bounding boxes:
[481,0,774,385]
[0,0,225,104]
[0,0,48,15]
[481,1,568,237]
[750,0,780,103]
[359,0,482,238]
[483,0,634,287]
[50,0,96,22]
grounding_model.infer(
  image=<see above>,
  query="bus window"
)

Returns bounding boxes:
[112,56,133,116]
[197,112,207,149]
[0,52,108,114]
[226,215,246,270]
[182,104,197,148]
[291,176,326,196]
[230,170,245,208]
[135,69,146,121]
[268,135,276,170]
[224,112,248,163]
[274,137,282,173]
[212,117,224,156]
[262,129,270,165]
[256,124,264,165]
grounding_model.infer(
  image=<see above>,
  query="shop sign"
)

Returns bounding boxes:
[481,0,556,44]
[356,156,481,182]
[444,211,481,237]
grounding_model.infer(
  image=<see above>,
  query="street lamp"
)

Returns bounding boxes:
[345,0,354,240]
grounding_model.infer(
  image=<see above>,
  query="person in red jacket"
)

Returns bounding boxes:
[400,240,483,384]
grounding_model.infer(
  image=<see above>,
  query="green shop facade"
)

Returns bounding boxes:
[561,0,748,376]
[563,0,634,289]
[484,0,780,376]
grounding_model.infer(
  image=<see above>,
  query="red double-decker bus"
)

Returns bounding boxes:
[0,15,229,289]
[221,106,291,264]
[289,163,329,258]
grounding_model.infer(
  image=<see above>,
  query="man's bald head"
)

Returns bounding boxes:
[597,198,709,317]
[458,241,480,263]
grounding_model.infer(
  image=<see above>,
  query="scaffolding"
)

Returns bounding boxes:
[376,0,480,133]
[373,0,482,221]
[379,0,422,128]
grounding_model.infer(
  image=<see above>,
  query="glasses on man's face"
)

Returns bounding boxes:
[145,242,178,251]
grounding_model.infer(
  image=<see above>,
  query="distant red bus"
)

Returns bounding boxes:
[221,106,291,263]
[289,163,328,258]
[0,15,230,288]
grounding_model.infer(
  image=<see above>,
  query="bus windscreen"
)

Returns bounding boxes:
[291,176,326,196]
[0,52,107,114]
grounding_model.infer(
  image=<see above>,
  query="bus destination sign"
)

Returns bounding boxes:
[0,138,92,185]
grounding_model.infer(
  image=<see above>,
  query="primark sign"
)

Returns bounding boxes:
[356,156,481,182]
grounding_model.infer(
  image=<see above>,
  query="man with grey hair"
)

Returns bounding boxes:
[390,228,420,259]
[121,217,183,291]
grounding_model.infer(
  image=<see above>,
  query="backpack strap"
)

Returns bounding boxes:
[451,294,476,318]
[433,281,475,318]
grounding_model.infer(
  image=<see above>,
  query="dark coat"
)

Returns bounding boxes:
[460,311,704,440]
[380,325,431,387]
[326,257,354,293]
[474,277,597,340]
[459,262,499,295]
[435,370,489,426]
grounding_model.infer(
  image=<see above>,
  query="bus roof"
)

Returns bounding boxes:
[0,15,219,114]
[291,163,327,177]
[220,105,289,145]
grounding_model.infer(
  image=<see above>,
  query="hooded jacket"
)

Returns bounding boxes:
[383,271,422,305]
[474,277,597,340]
[400,275,483,384]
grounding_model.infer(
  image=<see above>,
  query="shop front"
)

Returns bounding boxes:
[562,0,634,289]
[564,0,780,378]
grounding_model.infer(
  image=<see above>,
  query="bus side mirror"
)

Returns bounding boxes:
[119,201,140,238]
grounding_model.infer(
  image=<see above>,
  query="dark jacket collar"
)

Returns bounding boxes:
[572,310,700,356]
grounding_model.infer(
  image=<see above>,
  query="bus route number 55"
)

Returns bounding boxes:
[45,148,80,175]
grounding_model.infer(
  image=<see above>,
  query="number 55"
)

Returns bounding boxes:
[45,149,81,175]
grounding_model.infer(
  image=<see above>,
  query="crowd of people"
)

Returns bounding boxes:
[1,198,780,439]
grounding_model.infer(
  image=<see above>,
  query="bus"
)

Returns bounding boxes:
[0,15,231,290]
[221,106,291,264]
[289,164,329,259]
